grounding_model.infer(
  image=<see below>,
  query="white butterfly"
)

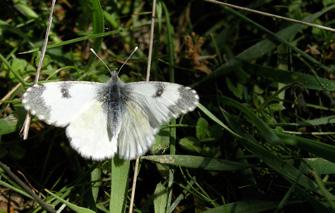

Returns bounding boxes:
[22,71,199,160]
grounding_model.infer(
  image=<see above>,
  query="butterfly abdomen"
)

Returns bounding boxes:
[104,79,123,142]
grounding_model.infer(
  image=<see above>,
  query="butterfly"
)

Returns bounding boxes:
[22,71,199,160]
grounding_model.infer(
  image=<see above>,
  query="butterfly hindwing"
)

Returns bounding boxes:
[117,100,155,159]
[22,81,104,127]
[66,101,118,160]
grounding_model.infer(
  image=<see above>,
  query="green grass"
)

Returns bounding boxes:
[1,0,335,212]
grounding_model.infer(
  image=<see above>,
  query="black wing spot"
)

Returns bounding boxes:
[60,83,71,98]
[153,83,164,98]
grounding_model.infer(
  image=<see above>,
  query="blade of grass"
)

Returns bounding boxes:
[13,1,38,19]
[168,173,196,213]
[162,2,177,212]
[194,6,335,87]
[20,31,118,54]
[245,62,335,91]
[0,116,17,135]
[0,54,26,85]
[276,115,335,127]
[19,20,153,55]
[91,167,101,202]
[89,0,104,51]
[154,182,168,213]
[278,132,335,163]
[220,96,281,143]
[218,96,335,205]
[238,135,319,193]
[110,157,130,213]
[197,103,240,137]
[312,171,335,209]
[302,158,335,175]
[0,180,31,198]
[223,112,323,195]
[142,155,249,171]
[180,169,218,208]
[46,189,95,213]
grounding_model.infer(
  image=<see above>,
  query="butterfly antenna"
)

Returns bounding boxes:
[90,48,113,74]
[117,46,138,74]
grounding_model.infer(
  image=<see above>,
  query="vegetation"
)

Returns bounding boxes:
[1,0,335,212]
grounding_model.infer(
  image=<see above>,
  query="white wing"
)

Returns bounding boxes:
[117,81,199,159]
[66,101,117,160]
[117,100,156,159]
[22,81,104,127]
[23,81,117,160]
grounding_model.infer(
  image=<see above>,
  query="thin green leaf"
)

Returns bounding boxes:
[154,182,168,213]
[238,136,319,193]
[0,116,17,135]
[279,132,335,163]
[196,117,210,140]
[0,180,31,199]
[179,137,202,153]
[46,189,95,213]
[198,103,239,137]
[303,158,335,175]
[301,116,335,125]
[0,54,26,85]
[20,31,118,54]
[103,11,120,29]
[220,96,281,143]
[14,2,38,19]
[245,62,335,91]
[110,157,130,213]
[90,167,101,202]
[142,155,249,171]
[89,0,104,50]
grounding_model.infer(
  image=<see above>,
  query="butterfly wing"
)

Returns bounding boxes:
[22,81,104,127]
[117,81,199,159]
[23,81,118,160]
[117,99,156,159]
[65,100,118,160]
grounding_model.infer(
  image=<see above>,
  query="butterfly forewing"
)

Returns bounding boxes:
[22,81,104,127]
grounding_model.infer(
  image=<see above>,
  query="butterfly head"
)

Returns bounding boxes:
[111,70,119,83]
[90,47,138,81]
